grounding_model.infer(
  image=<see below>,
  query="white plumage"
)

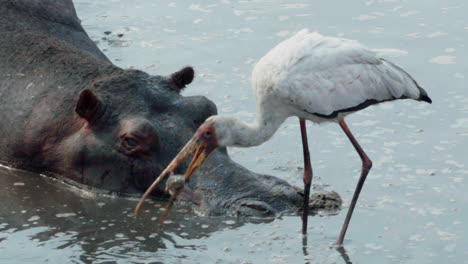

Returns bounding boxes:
[252,29,428,123]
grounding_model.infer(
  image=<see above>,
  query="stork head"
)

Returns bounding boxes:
[175,118,219,180]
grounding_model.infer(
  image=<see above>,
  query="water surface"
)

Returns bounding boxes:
[1,0,467,263]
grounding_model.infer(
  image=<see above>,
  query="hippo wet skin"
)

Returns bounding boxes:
[0,0,341,217]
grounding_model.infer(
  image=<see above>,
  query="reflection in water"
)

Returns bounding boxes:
[0,165,274,262]
[302,234,309,263]
[302,233,354,264]
[0,164,351,263]
[336,246,353,264]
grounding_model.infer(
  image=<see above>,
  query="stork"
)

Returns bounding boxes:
[135,29,432,245]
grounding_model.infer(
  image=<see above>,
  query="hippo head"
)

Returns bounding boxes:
[54,67,216,195]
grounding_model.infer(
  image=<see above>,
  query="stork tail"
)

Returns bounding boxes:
[417,86,432,104]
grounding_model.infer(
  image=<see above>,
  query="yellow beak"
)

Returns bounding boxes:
[134,137,211,215]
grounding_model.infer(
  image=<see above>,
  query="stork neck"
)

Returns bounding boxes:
[225,108,287,148]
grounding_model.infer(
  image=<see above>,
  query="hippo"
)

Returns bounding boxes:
[0,0,341,217]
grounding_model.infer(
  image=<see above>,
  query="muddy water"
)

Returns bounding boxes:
[1,0,467,263]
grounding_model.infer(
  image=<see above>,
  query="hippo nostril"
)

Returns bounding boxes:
[243,203,269,212]
[236,201,276,217]
[308,191,343,212]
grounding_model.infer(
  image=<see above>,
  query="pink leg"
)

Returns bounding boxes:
[299,118,313,235]
[336,120,373,245]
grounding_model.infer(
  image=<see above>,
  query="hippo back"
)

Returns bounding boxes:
[0,0,107,60]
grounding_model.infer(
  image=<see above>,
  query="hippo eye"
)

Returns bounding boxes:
[123,137,139,149]
[204,131,212,138]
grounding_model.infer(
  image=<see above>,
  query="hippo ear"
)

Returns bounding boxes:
[75,89,104,122]
[170,66,194,92]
